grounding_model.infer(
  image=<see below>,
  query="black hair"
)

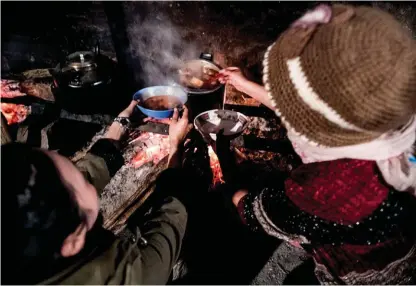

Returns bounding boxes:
[1,143,84,284]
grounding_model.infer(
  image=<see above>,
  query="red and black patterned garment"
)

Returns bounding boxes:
[238,159,416,284]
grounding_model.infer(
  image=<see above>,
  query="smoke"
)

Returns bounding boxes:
[127,13,201,87]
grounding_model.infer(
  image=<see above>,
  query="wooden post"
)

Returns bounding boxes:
[1,114,12,145]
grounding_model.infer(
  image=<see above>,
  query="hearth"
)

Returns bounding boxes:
[1,68,300,234]
[1,1,304,235]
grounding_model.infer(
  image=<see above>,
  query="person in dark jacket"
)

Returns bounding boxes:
[218,4,416,284]
[1,100,193,285]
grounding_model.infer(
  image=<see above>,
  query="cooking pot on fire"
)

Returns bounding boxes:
[177,53,223,95]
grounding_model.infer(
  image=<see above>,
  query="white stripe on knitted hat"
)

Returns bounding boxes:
[262,43,319,146]
[286,57,365,132]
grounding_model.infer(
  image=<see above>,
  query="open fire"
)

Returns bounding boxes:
[1,80,26,98]
[129,130,224,187]
[131,132,170,167]
[1,80,29,124]
[1,103,29,125]
[208,145,224,186]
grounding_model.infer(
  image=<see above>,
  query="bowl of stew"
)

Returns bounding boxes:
[133,86,188,119]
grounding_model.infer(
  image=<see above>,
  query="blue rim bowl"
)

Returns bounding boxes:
[133,86,188,119]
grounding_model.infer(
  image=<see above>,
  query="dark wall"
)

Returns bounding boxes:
[1,1,115,73]
[2,1,415,82]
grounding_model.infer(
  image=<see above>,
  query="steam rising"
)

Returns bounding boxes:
[127,14,200,86]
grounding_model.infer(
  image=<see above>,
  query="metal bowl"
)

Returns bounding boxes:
[194,109,249,142]
[133,86,188,119]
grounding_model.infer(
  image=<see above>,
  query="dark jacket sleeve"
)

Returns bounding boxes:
[126,196,187,285]
[75,139,124,195]
[107,169,188,285]
[45,194,187,285]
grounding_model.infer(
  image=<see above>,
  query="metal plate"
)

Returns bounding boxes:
[194,109,249,141]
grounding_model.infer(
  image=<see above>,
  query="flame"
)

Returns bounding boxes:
[208,145,224,185]
[1,103,29,125]
[130,132,225,186]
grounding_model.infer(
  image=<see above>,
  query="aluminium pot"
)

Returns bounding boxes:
[178,53,223,95]
[51,42,117,114]
[178,53,225,120]
[52,42,112,89]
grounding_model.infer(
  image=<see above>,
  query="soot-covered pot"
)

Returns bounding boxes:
[51,43,116,114]
[178,53,225,120]
[178,53,224,95]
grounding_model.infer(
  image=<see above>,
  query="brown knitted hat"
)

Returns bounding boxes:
[263,4,416,147]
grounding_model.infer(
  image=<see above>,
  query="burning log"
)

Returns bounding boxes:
[70,125,172,233]
[1,78,54,102]
[20,80,54,102]
[1,80,26,98]
[103,156,169,233]
[0,103,29,125]
[130,133,170,167]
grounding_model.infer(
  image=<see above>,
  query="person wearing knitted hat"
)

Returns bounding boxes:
[219,4,416,284]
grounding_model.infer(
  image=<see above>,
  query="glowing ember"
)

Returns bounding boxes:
[131,133,170,168]
[1,80,25,98]
[208,145,224,185]
[1,103,29,125]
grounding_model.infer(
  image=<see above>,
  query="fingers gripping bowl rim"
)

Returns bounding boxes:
[133,86,188,119]
[194,109,249,142]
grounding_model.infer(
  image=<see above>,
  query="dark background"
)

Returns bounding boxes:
[2,1,414,80]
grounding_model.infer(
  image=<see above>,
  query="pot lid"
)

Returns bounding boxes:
[66,51,96,69]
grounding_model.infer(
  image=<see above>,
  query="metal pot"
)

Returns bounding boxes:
[178,53,223,95]
[178,53,225,120]
[52,42,111,89]
[51,42,117,114]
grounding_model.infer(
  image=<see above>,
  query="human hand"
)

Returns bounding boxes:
[288,240,303,249]
[218,67,250,93]
[169,106,193,148]
[118,100,138,118]
[105,100,138,140]
[232,190,248,207]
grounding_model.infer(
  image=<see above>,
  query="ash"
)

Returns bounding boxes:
[245,116,287,140]
[59,110,114,126]
[71,126,169,222]
[100,160,159,220]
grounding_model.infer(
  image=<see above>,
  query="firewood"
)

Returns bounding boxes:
[107,183,155,235]
[1,114,11,145]
[102,156,168,231]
